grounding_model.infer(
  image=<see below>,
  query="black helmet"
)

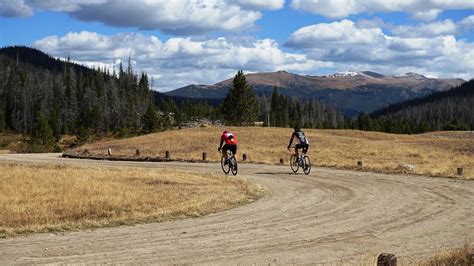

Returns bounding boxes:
[294,126,300,132]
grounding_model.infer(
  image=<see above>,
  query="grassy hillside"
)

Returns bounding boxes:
[72,127,474,179]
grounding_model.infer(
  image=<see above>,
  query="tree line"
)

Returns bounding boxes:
[366,79,474,133]
[0,46,171,151]
[156,96,222,128]
[221,72,473,133]
[164,71,348,129]
[154,70,258,127]
[260,87,346,128]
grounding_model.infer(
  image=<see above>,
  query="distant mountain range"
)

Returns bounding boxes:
[165,70,464,114]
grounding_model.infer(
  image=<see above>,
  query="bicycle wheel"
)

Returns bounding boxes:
[302,155,311,175]
[221,156,231,174]
[230,156,238,176]
[290,154,299,173]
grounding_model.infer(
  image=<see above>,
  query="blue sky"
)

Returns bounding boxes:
[1,0,473,91]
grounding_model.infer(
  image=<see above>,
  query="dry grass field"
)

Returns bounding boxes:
[0,163,263,237]
[73,127,474,179]
[417,244,473,265]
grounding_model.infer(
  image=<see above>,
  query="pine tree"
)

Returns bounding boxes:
[295,101,302,128]
[175,108,183,129]
[162,113,173,130]
[143,103,162,133]
[138,72,149,98]
[221,70,258,126]
[0,101,5,131]
[29,111,57,152]
[357,112,371,131]
[0,78,4,131]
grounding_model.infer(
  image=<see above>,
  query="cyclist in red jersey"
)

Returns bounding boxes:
[218,130,237,161]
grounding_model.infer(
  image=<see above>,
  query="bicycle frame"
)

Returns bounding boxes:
[288,146,311,175]
[220,150,238,176]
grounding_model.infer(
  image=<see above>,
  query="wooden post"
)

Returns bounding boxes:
[243,153,248,161]
[202,152,207,161]
[376,253,397,266]
[107,148,112,156]
[357,161,363,167]
[135,149,140,156]
[457,167,463,176]
[280,158,284,165]
[165,150,170,159]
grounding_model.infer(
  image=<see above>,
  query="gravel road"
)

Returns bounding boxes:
[0,153,472,264]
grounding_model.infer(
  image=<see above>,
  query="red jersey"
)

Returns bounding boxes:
[221,132,237,145]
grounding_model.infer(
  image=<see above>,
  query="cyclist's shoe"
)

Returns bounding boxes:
[224,160,228,165]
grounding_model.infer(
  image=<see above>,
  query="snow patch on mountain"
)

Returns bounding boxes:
[326,71,361,77]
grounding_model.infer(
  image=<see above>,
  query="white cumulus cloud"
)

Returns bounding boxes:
[461,15,474,28]
[70,0,262,34]
[33,31,328,91]
[287,19,385,48]
[0,0,286,35]
[236,0,285,10]
[290,0,474,21]
[285,19,474,80]
[391,19,458,37]
[0,0,32,17]
[26,0,107,12]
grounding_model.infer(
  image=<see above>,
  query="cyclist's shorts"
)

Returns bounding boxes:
[295,143,309,153]
[223,144,237,155]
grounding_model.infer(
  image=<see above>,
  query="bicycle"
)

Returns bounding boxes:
[288,147,311,175]
[220,149,238,176]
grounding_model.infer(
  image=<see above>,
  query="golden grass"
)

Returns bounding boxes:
[416,244,473,265]
[74,127,474,179]
[0,163,263,237]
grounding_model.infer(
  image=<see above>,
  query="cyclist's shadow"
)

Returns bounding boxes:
[255,171,302,175]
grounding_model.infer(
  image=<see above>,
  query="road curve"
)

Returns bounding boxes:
[0,153,473,264]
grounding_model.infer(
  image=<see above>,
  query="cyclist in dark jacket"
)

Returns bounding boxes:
[287,127,309,157]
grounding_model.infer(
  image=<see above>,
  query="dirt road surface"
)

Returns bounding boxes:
[0,153,473,264]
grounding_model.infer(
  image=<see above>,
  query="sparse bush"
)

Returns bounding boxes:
[419,245,473,266]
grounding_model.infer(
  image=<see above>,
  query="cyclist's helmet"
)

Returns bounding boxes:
[223,130,228,134]
[294,126,300,132]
